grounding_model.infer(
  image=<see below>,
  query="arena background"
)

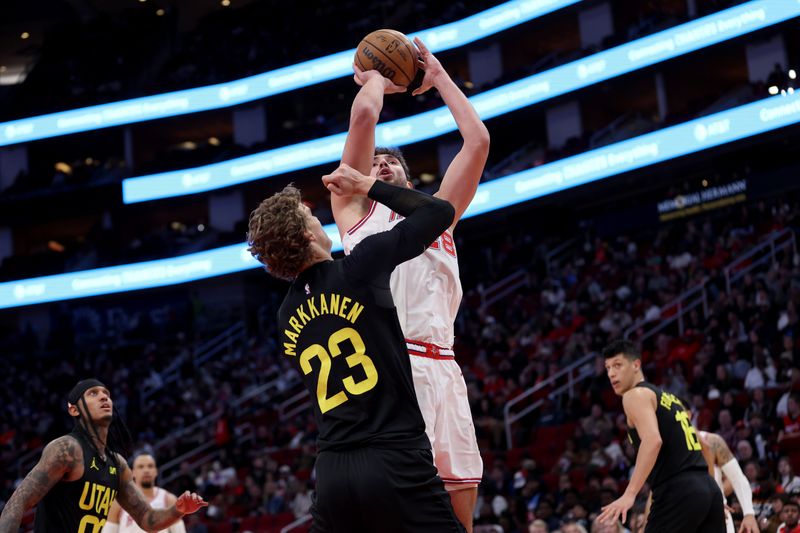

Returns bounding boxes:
[1,0,800,531]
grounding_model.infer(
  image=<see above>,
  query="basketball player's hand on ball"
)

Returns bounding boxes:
[175,491,208,515]
[322,163,376,197]
[598,492,635,526]
[353,63,406,94]
[412,37,445,96]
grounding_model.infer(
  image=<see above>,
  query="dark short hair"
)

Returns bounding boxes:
[784,500,800,510]
[131,452,157,467]
[247,185,311,280]
[602,339,640,361]
[375,146,411,182]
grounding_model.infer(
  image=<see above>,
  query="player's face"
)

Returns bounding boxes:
[300,204,332,253]
[132,454,158,488]
[371,154,409,187]
[74,386,113,424]
[604,354,639,396]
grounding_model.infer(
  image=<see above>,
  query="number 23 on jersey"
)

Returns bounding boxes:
[299,327,379,413]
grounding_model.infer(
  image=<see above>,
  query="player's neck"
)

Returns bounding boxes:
[139,485,156,499]
[86,426,110,458]
[306,246,333,268]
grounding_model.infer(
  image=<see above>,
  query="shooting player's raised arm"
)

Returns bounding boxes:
[333,67,406,237]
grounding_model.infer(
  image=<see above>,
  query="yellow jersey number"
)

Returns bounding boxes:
[77,516,106,533]
[299,327,379,413]
[675,410,702,451]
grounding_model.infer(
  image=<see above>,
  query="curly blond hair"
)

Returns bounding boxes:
[247,185,311,280]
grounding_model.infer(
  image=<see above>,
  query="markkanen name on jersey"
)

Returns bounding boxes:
[283,292,365,356]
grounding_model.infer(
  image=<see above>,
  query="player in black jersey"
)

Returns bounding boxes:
[597,340,725,533]
[246,165,464,532]
[0,379,207,533]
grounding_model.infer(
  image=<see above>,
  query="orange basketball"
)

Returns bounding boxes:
[355,29,418,87]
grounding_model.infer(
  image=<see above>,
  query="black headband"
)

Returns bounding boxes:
[68,378,107,405]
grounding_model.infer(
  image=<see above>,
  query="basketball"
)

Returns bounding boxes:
[355,29,419,87]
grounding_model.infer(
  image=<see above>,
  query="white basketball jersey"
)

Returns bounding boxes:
[119,488,168,533]
[342,201,462,348]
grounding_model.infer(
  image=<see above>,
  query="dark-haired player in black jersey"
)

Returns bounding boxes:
[246,164,464,532]
[0,379,207,533]
[597,340,725,532]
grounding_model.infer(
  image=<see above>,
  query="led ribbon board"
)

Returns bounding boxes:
[3,91,800,309]
[121,0,800,203]
[0,0,581,147]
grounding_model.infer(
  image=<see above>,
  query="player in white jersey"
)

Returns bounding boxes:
[695,431,758,533]
[330,36,490,532]
[102,454,186,533]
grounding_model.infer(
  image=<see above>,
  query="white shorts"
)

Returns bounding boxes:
[406,339,483,490]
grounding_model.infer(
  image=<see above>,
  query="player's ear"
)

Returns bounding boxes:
[406,180,414,189]
[67,402,79,417]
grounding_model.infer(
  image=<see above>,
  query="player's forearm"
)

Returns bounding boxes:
[433,73,489,147]
[721,458,755,516]
[0,492,26,532]
[0,510,23,532]
[350,78,385,128]
[369,180,453,229]
[367,180,454,256]
[0,467,55,532]
[625,438,662,497]
[137,506,184,530]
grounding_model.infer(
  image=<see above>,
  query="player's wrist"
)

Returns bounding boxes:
[430,69,452,88]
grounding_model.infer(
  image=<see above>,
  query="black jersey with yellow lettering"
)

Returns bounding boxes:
[627,381,708,488]
[34,431,120,533]
[277,181,454,452]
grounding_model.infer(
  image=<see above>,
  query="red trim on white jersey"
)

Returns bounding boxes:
[346,200,377,235]
[406,339,455,360]
[440,477,483,483]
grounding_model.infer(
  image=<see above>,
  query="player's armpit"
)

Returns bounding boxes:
[0,436,81,530]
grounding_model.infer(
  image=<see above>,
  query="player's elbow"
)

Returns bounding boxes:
[649,436,663,451]
[465,125,490,154]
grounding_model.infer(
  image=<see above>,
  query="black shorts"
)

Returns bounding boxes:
[311,447,465,533]
[646,470,725,533]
